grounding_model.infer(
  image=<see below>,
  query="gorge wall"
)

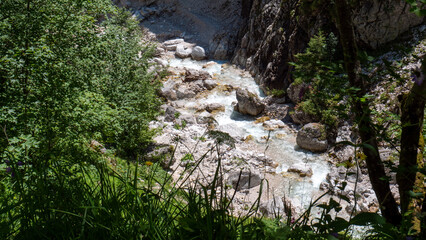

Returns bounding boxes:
[232,0,424,92]
[118,0,424,92]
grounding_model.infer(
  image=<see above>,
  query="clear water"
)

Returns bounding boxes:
[168,58,330,207]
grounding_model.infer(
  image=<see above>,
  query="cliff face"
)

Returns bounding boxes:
[232,0,424,92]
[119,0,423,92]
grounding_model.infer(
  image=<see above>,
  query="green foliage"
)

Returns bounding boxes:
[406,0,426,16]
[290,31,347,126]
[0,0,161,238]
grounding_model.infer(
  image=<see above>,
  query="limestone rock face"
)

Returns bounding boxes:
[232,0,423,93]
[352,0,423,49]
[296,123,328,152]
[234,88,265,116]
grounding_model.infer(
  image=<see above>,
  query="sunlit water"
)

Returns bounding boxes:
[169,58,330,207]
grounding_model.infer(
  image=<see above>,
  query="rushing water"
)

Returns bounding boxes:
[168,57,330,207]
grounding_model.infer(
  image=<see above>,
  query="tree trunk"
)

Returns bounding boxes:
[398,56,426,232]
[334,0,402,226]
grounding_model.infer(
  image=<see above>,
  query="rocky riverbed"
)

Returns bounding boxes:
[144,37,388,220]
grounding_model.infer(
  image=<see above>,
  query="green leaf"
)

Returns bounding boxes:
[350,212,386,226]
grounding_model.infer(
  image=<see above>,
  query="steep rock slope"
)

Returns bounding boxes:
[232,0,424,92]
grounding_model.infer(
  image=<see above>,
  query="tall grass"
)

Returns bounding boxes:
[0,137,413,239]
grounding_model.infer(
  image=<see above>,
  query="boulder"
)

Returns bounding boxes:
[227,170,262,190]
[191,46,206,61]
[234,88,265,116]
[296,123,328,152]
[287,83,308,104]
[290,109,317,125]
[264,103,293,122]
[184,69,211,82]
[175,44,192,58]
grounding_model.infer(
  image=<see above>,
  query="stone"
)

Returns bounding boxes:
[191,46,206,61]
[159,87,177,101]
[287,164,313,178]
[196,111,214,124]
[296,123,328,152]
[290,109,317,125]
[217,123,246,140]
[177,114,197,125]
[205,103,225,113]
[175,44,192,58]
[203,79,218,90]
[176,85,197,99]
[227,170,262,190]
[234,88,265,116]
[264,103,293,122]
[184,69,211,82]
[163,38,184,51]
[154,46,166,57]
[144,144,175,169]
[259,196,286,217]
[154,57,168,67]
[263,120,285,130]
[164,106,178,122]
[287,83,308,104]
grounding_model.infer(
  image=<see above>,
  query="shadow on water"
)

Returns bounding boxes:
[230,110,256,122]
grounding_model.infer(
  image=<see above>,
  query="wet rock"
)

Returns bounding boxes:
[234,88,265,116]
[184,69,212,82]
[175,44,193,58]
[227,169,262,190]
[191,46,206,61]
[296,123,328,152]
[287,164,313,178]
[205,103,225,113]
